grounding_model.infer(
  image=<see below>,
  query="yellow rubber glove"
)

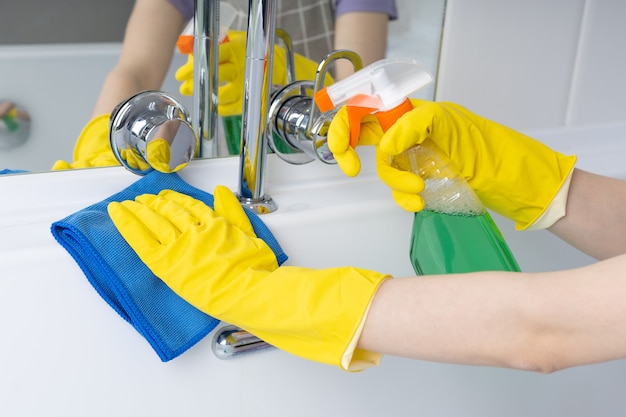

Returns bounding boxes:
[145,138,189,173]
[328,100,577,230]
[175,31,334,116]
[119,148,150,172]
[51,114,120,170]
[108,187,389,371]
[327,109,386,178]
[175,54,194,97]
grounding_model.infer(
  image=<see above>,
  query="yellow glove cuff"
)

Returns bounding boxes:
[236,266,390,372]
[524,169,574,231]
[507,153,576,231]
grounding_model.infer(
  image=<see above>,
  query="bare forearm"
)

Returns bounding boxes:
[91,0,185,117]
[91,67,155,116]
[359,254,626,372]
[334,12,388,79]
[359,271,541,370]
[549,169,626,259]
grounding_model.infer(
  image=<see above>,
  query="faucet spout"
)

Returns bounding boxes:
[236,0,278,213]
[193,0,220,158]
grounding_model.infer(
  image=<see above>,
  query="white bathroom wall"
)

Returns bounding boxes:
[567,0,626,125]
[436,0,626,131]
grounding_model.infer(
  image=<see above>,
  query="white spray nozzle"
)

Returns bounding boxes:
[315,58,433,112]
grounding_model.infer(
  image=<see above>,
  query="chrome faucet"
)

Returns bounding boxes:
[193,0,362,215]
[193,0,220,159]
[236,0,278,213]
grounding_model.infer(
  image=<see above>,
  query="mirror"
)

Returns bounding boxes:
[0,0,446,174]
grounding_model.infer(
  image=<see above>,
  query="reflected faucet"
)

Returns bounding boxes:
[193,0,220,159]
[110,1,362,193]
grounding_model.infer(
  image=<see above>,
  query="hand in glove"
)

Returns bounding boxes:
[108,186,389,371]
[175,31,334,116]
[51,114,120,170]
[327,100,577,230]
[174,55,195,98]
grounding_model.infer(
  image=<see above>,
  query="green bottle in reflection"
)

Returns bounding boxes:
[222,115,298,156]
[222,115,243,156]
[393,143,521,275]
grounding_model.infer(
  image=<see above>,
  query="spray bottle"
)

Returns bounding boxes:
[315,58,520,275]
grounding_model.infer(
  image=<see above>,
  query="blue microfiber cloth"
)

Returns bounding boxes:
[0,169,28,175]
[50,171,288,362]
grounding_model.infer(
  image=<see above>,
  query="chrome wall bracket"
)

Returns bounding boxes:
[212,325,274,360]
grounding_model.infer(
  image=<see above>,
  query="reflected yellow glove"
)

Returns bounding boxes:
[51,114,120,170]
[108,187,389,371]
[329,99,576,230]
[175,31,333,116]
[117,148,148,172]
[175,54,194,97]
[145,138,189,173]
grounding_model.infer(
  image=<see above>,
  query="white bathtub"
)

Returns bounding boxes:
[1,121,626,416]
[0,43,191,172]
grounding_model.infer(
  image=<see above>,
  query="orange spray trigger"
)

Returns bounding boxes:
[345,94,383,149]
[312,58,433,149]
[314,87,334,113]
[176,2,238,55]
[177,35,194,55]
[375,98,414,132]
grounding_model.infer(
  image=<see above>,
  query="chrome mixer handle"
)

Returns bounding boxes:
[268,50,363,165]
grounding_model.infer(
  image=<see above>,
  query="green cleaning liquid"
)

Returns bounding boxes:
[222,115,244,156]
[222,114,297,156]
[393,144,521,275]
[411,208,520,275]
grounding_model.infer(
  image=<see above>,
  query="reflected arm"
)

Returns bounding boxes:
[333,12,389,79]
[91,0,186,117]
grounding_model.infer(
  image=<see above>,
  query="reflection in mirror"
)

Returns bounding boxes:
[0,100,31,150]
[0,0,445,174]
[110,91,197,175]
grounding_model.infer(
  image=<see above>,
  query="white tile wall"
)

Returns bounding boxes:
[567,0,626,126]
[436,0,626,131]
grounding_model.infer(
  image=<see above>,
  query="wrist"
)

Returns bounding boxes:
[525,169,574,231]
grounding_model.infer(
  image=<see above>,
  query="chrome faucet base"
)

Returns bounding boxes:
[237,194,278,215]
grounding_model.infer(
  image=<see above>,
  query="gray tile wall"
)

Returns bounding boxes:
[0,0,134,45]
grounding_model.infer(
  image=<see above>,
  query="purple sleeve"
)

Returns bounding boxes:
[168,0,195,22]
[335,0,398,20]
